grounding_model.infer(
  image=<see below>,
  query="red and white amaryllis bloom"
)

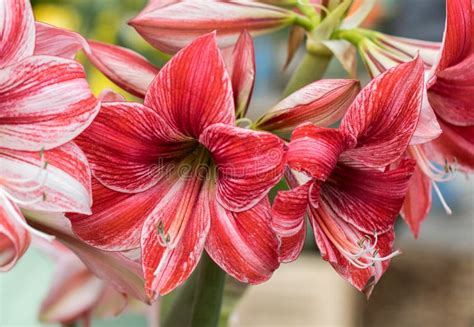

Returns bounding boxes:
[355,0,474,236]
[129,0,298,53]
[272,58,424,296]
[68,33,287,299]
[0,0,99,271]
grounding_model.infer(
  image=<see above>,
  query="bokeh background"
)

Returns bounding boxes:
[1,0,473,326]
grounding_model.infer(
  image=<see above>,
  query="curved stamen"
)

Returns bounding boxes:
[4,150,47,185]
[0,192,55,242]
[2,189,45,207]
[5,170,49,194]
[411,146,457,182]
[432,181,452,215]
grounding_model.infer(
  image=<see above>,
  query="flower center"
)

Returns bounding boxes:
[311,205,400,269]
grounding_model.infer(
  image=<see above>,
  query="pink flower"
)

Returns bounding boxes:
[35,239,127,326]
[0,0,99,270]
[68,33,287,299]
[272,58,424,296]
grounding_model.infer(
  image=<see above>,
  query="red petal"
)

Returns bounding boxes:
[425,120,474,172]
[410,89,442,145]
[287,123,353,181]
[98,89,126,102]
[129,1,293,53]
[86,40,160,98]
[1,143,92,214]
[69,178,174,251]
[0,0,35,68]
[428,52,474,126]
[257,80,360,134]
[33,23,160,98]
[141,167,210,298]
[0,200,30,271]
[272,183,310,262]
[321,160,415,234]
[0,56,99,151]
[400,163,432,238]
[200,123,286,211]
[34,22,85,59]
[432,0,472,75]
[206,196,279,284]
[311,202,396,296]
[427,1,474,126]
[340,57,424,167]
[145,33,234,138]
[77,102,193,193]
[229,30,256,117]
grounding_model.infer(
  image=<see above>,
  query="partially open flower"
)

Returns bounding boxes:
[273,58,424,296]
[129,0,297,54]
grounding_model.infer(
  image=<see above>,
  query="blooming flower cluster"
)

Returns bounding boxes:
[1,0,472,324]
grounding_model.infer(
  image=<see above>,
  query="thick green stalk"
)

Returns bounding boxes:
[163,252,226,327]
[283,51,332,97]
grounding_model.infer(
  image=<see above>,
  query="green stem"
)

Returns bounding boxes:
[332,28,377,46]
[293,13,316,31]
[163,252,226,327]
[283,51,332,97]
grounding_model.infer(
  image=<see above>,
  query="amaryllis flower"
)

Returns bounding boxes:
[354,0,473,236]
[402,1,473,236]
[68,33,286,298]
[272,58,424,296]
[0,0,98,270]
[129,0,300,53]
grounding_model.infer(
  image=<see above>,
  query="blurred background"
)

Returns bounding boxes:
[1,0,473,326]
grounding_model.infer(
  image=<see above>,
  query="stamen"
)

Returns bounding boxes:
[2,189,45,207]
[5,170,49,193]
[0,193,55,242]
[411,146,457,182]
[315,209,400,269]
[432,181,452,215]
[153,247,170,277]
[156,221,174,249]
[4,149,47,185]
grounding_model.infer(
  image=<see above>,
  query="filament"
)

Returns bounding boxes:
[0,192,55,242]
[432,181,452,215]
